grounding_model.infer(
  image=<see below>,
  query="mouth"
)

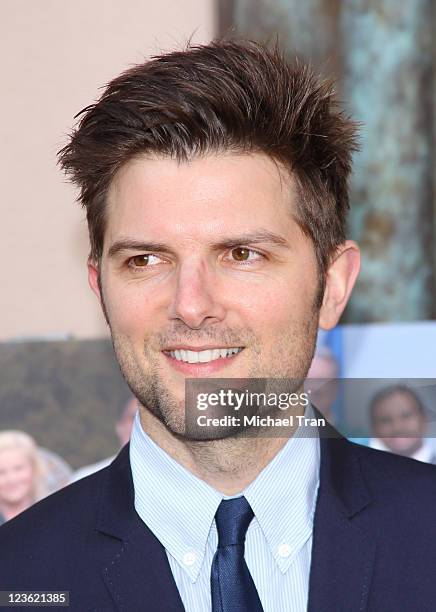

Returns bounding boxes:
[162,346,245,374]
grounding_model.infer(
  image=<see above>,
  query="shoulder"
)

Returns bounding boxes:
[318,435,436,569]
[0,446,136,595]
[350,438,436,483]
[345,438,436,515]
[321,433,436,514]
[0,465,109,584]
[70,455,115,483]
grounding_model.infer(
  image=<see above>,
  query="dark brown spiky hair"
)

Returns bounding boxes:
[58,39,358,300]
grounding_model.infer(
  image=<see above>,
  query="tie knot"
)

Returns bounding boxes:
[215,496,254,548]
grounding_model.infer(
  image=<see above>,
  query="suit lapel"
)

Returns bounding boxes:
[308,435,376,612]
[95,445,185,611]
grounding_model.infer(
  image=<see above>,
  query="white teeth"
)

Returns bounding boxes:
[168,347,242,363]
[186,350,199,363]
[210,349,221,361]
[198,350,212,363]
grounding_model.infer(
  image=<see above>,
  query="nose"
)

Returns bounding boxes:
[168,258,226,329]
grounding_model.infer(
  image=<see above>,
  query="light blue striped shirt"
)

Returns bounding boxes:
[130,413,320,612]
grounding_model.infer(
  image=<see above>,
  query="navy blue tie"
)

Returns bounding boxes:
[211,496,264,612]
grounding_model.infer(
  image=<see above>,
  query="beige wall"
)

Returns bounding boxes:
[1,0,215,341]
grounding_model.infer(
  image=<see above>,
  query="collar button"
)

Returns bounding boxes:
[183,551,197,566]
[277,543,291,558]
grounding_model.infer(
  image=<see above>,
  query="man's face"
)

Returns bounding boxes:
[372,391,427,456]
[90,153,334,437]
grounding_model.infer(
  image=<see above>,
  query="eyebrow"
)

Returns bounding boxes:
[107,230,290,258]
[211,230,290,250]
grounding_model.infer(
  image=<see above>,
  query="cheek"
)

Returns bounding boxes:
[376,422,392,436]
[106,284,162,337]
[0,466,33,495]
[405,418,422,433]
[20,465,35,485]
[12,465,34,490]
[238,275,315,330]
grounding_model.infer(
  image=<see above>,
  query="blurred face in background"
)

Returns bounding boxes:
[115,397,138,446]
[306,353,339,422]
[0,448,35,507]
[372,391,427,456]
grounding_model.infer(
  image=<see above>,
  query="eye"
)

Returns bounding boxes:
[128,254,162,269]
[227,247,263,263]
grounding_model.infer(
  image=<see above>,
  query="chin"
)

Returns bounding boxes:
[386,438,420,455]
[3,495,27,504]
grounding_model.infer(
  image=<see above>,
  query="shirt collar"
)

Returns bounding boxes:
[412,441,436,463]
[130,407,320,580]
[244,409,320,573]
[130,413,221,581]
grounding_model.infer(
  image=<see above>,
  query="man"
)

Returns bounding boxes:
[306,346,340,424]
[306,347,370,446]
[369,384,436,464]
[1,39,436,611]
[70,396,137,482]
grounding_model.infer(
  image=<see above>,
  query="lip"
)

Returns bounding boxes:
[162,348,244,375]
[163,345,243,352]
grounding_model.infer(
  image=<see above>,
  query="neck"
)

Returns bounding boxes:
[0,495,34,521]
[139,407,302,495]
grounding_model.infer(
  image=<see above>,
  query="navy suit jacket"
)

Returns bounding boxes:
[1,434,436,611]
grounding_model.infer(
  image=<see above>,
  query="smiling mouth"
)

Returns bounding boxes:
[163,347,244,364]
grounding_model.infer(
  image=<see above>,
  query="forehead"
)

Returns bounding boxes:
[0,447,30,466]
[375,392,420,413]
[104,152,299,246]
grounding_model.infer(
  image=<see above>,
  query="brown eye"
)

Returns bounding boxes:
[231,247,251,261]
[129,254,162,268]
[130,255,150,267]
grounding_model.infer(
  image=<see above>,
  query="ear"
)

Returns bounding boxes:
[319,240,360,330]
[87,257,102,302]
[88,257,111,326]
